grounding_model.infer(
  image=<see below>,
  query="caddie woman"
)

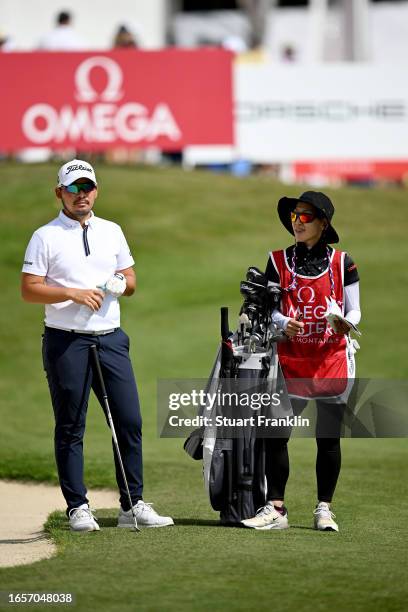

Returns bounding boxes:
[242,191,361,532]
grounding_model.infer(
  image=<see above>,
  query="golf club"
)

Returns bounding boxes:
[90,344,140,532]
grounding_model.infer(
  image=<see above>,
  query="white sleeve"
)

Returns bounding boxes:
[271,308,290,331]
[22,232,48,276]
[344,282,361,326]
[116,227,135,270]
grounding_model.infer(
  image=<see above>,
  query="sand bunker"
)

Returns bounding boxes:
[0,480,117,568]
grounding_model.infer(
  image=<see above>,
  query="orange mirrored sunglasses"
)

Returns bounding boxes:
[290,211,317,224]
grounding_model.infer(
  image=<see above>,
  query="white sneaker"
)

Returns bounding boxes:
[313,502,339,532]
[69,504,100,532]
[241,502,289,530]
[118,501,174,529]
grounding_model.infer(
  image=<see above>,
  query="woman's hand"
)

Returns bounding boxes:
[285,318,305,337]
[333,318,351,335]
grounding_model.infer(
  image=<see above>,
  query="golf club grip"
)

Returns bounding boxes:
[90,344,107,396]
[221,307,229,341]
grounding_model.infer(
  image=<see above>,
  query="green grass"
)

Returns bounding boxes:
[0,162,407,611]
[0,440,407,612]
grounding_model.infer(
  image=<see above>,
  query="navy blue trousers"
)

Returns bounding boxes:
[42,327,143,513]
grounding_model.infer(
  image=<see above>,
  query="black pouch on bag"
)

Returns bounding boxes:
[183,428,204,460]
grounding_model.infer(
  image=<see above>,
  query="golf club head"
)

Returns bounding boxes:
[240,281,267,305]
[240,300,261,319]
[266,284,282,307]
[249,331,264,349]
[246,266,267,286]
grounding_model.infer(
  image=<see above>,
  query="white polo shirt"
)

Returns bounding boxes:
[22,211,135,331]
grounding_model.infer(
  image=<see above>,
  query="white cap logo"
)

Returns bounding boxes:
[58,159,97,186]
[75,56,123,103]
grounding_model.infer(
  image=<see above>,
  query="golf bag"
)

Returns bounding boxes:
[184,267,291,525]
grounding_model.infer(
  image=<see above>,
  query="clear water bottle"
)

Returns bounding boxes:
[73,305,93,329]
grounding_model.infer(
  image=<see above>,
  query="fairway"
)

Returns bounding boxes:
[0,163,407,611]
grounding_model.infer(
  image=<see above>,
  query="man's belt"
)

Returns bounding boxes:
[45,325,118,336]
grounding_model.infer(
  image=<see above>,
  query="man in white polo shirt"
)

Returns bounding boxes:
[21,159,174,531]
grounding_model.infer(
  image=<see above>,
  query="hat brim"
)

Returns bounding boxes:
[59,176,97,187]
[277,197,339,244]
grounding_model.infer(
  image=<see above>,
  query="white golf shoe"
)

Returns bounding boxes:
[313,502,339,532]
[241,502,289,530]
[69,504,100,532]
[118,501,174,528]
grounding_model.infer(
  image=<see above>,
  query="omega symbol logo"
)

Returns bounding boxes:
[75,56,124,103]
[296,286,316,303]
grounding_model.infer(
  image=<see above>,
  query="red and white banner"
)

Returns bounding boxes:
[0,50,234,151]
[293,160,408,183]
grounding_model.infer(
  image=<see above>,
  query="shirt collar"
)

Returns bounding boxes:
[295,237,328,256]
[58,210,95,229]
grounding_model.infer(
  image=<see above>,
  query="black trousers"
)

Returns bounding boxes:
[265,399,346,504]
[42,327,143,513]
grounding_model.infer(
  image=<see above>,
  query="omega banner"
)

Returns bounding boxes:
[0,50,234,150]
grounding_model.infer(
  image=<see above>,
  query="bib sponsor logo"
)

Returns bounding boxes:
[296,286,315,304]
[286,284,338,339]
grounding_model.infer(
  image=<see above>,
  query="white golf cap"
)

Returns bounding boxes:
[57,159,97,186]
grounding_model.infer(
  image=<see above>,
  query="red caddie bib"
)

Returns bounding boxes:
[271,248,348,398]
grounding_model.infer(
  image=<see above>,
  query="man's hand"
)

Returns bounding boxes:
[103,273,127,298]
[285,318,305,337]
[21,274,106,306]
[69,288,105,311]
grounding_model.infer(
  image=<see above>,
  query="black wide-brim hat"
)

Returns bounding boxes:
[278,190,339,244]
